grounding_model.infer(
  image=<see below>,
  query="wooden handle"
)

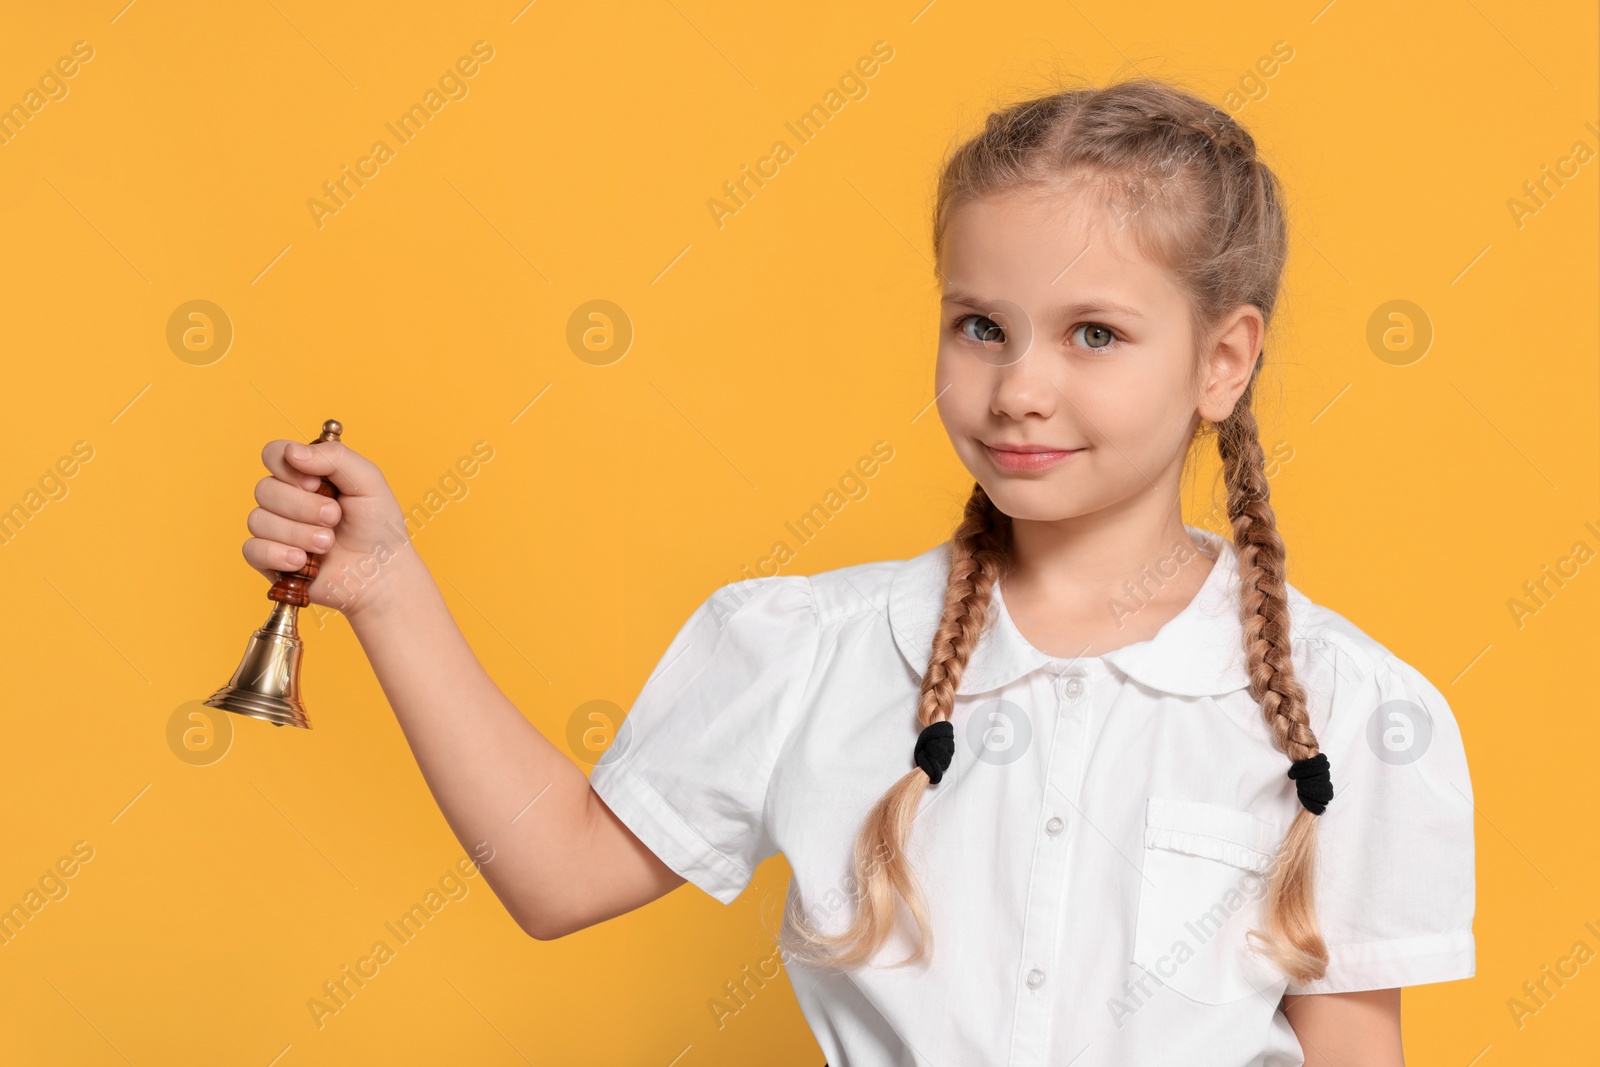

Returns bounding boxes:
[268,419,343,608]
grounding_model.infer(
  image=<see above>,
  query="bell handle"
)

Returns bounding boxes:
[268,419,343,608]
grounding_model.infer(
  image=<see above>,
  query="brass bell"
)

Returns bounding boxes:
[204,419,343,730]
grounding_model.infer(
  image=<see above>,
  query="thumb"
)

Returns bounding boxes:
[283,439,381,498]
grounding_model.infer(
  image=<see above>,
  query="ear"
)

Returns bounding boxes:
[1196,305,1264,423]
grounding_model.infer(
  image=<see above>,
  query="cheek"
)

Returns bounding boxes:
[1077,361,1189,442]
[934,350,992,431]
[1076,377,1148,436]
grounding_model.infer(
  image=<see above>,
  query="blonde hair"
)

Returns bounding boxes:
[780,78,1331,987]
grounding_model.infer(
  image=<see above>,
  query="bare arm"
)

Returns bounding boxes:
[343,545,687,938]
[242,436,685,939]
[1281,988,1403,1066]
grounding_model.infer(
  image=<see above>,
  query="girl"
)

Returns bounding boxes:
[240,79,1474,1066]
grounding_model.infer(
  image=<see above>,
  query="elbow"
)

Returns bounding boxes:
[514,902,591,941]
[517,905,610,942]
[496,880,579,940]
[515,910,568,942]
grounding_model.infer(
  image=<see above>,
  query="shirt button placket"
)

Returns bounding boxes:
[1010,669,1087,1066]
[1046,671,1087,852]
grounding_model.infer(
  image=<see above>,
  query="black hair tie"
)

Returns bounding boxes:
[914,720,955,784]
[1287,752,1334,815]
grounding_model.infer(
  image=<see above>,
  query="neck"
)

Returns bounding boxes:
[1004,499,1214,603]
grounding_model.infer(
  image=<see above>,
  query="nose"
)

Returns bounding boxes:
[966,300,1057,421]
[989,344,1059,422]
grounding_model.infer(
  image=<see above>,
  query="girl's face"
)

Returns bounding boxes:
[934,188,1239,524]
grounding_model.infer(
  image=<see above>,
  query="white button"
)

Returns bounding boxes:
[1045,815,1065,836]
[1026,968,1046,989]
[1064,677,1084,698]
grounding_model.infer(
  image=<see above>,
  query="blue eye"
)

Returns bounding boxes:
[952,313,1005,344]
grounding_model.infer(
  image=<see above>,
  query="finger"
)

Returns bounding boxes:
[261,440,325,493]
[278,438,382,499]
[247,506,336,556]
[242,535,306,578]
[255,474,342,528]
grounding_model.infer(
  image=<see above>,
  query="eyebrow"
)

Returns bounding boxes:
[940,290,1145,320]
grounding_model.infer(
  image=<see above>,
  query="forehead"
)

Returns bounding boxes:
[938,187,1185,309]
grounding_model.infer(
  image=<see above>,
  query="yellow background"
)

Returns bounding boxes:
[1,1,1595,1064]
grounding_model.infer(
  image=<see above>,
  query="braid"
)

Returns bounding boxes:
[1190,105,1257,157]
[1221,382,1316,760]
[780,484,1009,970]
[917,485,1010,729]
[1218,375,1331,984]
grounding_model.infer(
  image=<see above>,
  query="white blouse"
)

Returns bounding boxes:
[588,525,1476,1066]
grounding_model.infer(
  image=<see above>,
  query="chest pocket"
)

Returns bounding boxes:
[1131,796,1288,1005]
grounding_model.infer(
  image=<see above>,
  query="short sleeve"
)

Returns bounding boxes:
[1285,645,1476,994]
[587,575,820,906]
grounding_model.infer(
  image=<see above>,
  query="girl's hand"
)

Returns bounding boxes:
[242,436,409,618]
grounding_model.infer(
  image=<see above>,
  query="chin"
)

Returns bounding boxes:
[973,477,1083,523]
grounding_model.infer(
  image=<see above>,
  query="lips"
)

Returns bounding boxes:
[984,442,1083,472]
[986,442,1075,453]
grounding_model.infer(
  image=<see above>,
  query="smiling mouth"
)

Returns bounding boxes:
[983,443,1084,472]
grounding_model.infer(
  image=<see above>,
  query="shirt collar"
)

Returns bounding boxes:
[887,524,1254,698]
